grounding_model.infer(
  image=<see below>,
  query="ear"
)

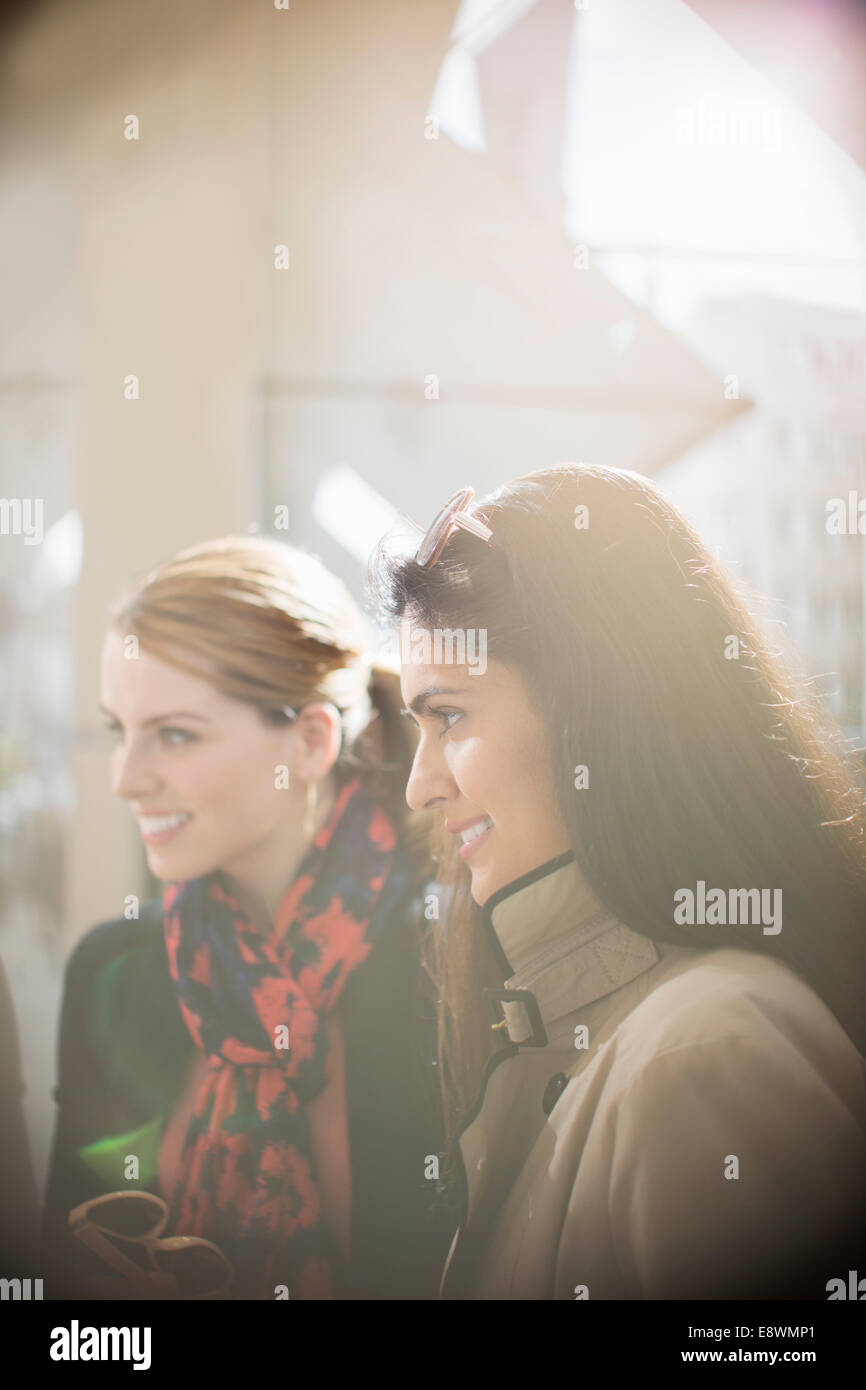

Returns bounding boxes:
[291,702,343,780]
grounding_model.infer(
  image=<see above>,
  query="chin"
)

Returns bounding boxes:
[469,852,542,907]
[145,856,178,883]
[145,851,211,883]
[468,865,498,908]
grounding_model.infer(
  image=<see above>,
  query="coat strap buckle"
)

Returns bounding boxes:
[483,987,549,1047]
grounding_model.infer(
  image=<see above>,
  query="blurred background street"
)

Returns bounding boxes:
[1,0,864,1196]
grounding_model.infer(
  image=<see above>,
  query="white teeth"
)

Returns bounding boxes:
[461,817,492,844]
[138,813,192,834]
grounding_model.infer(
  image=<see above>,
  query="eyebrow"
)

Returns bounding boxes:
[99,704,212,728]
[401,686,468,720]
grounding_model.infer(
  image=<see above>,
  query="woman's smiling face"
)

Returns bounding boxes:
[399,622,571,905]
[99,629,326,898]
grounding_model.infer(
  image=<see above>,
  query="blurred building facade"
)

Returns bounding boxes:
[662,298,866,740]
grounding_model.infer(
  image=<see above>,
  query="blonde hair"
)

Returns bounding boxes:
[109,535,425,851]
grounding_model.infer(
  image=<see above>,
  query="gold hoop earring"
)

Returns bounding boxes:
[302,780,319,840]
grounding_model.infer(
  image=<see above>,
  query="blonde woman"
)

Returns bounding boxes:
[43,537,446,1300]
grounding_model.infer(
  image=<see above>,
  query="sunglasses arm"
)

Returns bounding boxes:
[71,1223,177,1295]
[453,513,492,543]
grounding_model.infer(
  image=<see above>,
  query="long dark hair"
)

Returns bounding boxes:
[372,464,866,1135]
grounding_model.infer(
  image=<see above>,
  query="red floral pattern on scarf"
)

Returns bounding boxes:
[162,777,397,1299]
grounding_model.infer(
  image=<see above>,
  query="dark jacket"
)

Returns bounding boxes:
[41,862,453,1300]
[0,956,39,1277]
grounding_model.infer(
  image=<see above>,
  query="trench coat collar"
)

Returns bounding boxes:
[481,851,660,1044]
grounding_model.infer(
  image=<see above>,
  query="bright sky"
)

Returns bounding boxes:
[437,0,866,329]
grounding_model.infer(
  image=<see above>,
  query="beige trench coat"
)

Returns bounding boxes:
[440,855,866,1300]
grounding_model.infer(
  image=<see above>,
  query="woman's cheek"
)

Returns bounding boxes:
[449,735,491,799]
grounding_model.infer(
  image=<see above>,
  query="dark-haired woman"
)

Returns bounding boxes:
[375,467,866,1300]
[42,536,449,1300]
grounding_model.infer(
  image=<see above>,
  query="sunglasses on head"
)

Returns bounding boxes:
[409,486,496,568]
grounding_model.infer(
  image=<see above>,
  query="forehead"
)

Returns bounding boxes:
[399,645,507,706]
[399,659,476,701]
[99,630,224,710]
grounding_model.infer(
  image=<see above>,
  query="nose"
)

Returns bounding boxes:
[110,735,161,801]
[405,730,458,812]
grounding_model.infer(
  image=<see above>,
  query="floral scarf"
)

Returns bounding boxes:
[162,776,398,1299]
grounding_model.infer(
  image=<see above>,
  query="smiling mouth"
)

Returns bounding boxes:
[460,816,492,844]
[137,812,193,844]
[457,816,493,860]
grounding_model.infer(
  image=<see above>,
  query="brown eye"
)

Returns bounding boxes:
[431,709,463,733]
